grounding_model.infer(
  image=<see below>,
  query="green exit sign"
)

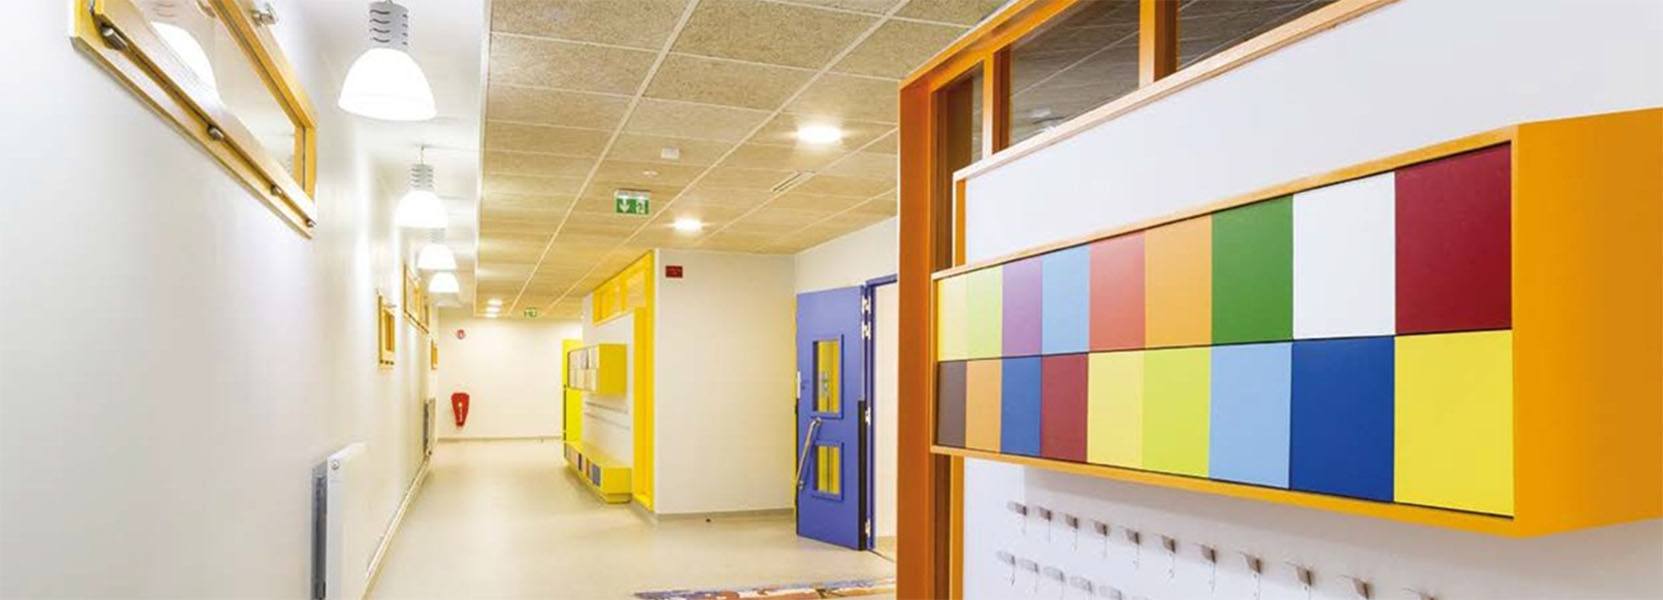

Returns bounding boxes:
[614,189,650,216]
[523,307,540,319]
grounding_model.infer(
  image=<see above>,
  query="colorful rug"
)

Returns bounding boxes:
[634,576,895,599]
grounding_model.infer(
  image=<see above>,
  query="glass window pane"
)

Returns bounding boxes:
[815,339,841,414]
[1178,0,1337,69]
[1009,0,1141,145]
[139,0,302,179]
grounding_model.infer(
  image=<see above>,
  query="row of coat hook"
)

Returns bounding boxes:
[1003,501,1438,600]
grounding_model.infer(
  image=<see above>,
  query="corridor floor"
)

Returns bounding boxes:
[370,440,895,599]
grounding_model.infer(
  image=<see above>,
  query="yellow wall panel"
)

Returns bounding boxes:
[1396,331,1514,515]
[1087,351,1144,468]
[937,276,969,361]
[1142,348,1210,477]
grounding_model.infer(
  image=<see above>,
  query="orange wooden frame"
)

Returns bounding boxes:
[898,0,1397,597]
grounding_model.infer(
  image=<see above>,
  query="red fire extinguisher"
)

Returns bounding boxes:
[451,392,470,427]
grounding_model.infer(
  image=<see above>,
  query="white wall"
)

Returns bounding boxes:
[581,302,636,464]
[794,217,898,293]
[653,249,797,514]
[959,1,1663,598]
[0,1,438,596]
[434,310,579,440]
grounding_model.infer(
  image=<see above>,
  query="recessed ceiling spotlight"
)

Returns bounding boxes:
[486,298,503,307]
[642,169,659,177]
[672,217,704,233]
[660,146,681,161]
[484,312,499,319]
[795,123,844,145]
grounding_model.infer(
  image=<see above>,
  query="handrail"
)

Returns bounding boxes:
[794,417,823,491]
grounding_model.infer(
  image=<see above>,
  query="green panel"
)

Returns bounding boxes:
[965,267,1003,358]
[1213,196,1293,343]
[1143,347,1210,477]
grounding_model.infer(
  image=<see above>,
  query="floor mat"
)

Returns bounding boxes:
[634,576,895,599]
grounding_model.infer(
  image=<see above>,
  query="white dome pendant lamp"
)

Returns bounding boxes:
[396,156,448,229]
[339,1,436,121]
[428,271,461,295]
[416,232,457,271]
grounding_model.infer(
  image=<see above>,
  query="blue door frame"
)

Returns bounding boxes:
[794,275,895,551]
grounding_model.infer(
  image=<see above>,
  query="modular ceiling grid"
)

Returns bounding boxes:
[478,0,1006,318]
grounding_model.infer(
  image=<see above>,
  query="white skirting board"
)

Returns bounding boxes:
[361,458,430,598]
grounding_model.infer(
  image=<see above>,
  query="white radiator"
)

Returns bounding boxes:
[311,443,366,600]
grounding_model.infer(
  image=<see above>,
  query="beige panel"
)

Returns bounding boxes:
[786,74,899,123]
[833,20,966,79]
[483,174,587,196]
[740,206,838,228]
[786,0,902,13]
[483,151,596,179]
[625,99,771,141]
[660,201,749,223]
[866,130,899,155]
[750,114,892,149]
[791,173,893,197]
[486,84,631,128]
[490,0,690,50]
[894,0,1007,25]
[608,134,735,166]
[702,230,781,252]
[768,191,867,213]
[822,152,897,180]
[488,34,656,95]
[479,216,563,236]
[645,54,814,110]
[723,143,844,172]
[483,121,611,157]
[672,0,877,68]
[680,185,776,209]
[475,262,537,282]
[592,159,706,188]
[482,193,576,211]
[701,166,797,190]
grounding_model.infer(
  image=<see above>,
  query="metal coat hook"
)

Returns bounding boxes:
[1091,520,1111,557]
[1240,553,1264,600]
[1035,506,1054,540]
[1343,576,1373,599]
[1018,558,1040,592]
[1160,535,1179,580]
[1062,514,1081,548]
[1068,575,1095,599]
[1043,566,1067,598]
[1008,501,1029,534]
[1288,562,1316,600]
[1402,588,1438,600]
[1122,529,1142,568]
[1096,583,1124,600]
[996,551,1017,585]
[1200,545,1218,591]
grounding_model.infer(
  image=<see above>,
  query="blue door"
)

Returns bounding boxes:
[795,286,866,549]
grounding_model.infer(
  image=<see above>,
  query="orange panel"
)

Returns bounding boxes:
[1144,216,1213,347]
[1512,108,1663,535]
[964,360,1003,452]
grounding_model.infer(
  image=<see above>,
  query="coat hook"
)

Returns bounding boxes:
[1096,583,1124,600]
[1240,552,1263,574]
[1287,563,1315,588]
[1091,520,1111,536]
[1068,575,1095,593]
[1160,535,1178,554]
[1344,576,1372,599]
[1402,588,1437,600]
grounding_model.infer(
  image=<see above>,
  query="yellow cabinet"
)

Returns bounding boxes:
[567,344,627,395]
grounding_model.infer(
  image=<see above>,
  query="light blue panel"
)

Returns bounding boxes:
[1209,343,1292,488]
[1041,246,1090,354]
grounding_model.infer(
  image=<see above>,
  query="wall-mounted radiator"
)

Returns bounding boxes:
[311,443,366,600]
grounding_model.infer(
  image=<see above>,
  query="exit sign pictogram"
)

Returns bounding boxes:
[614,189,650,216]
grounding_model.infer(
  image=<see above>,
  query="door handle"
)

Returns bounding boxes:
[794,417,823,491]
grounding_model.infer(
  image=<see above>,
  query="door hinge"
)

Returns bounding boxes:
[861,322,870,339]
[862,401,871,426]
[864,520,872,538]
[861,296,870,315]
[795,371,801,401]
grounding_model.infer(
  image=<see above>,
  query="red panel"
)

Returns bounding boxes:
[1396,144,1512,333]
[1041,354,1089,462]
[1090,233,1145,350]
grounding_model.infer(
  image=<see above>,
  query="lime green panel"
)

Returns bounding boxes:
[965,267,1003,359]
[1143,347,1211,477]
[937,277,968,360]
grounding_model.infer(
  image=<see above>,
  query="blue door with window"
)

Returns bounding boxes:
[795,286,866,549]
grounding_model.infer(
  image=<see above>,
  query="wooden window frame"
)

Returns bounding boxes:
[71,0,320,236]
[377,293,396,369]
[403,265,432,335]
[896,1,1396,597]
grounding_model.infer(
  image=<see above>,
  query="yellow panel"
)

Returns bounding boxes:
[815,339,842,414]
[1087,351,1144,468]
[1142,347,1210,477]
[816,445,842,495]
[965,267,1003,358]
[1396,331,1514,516]
[562,339,583,442]
[936,276,969,360]
[964,360,1002,451]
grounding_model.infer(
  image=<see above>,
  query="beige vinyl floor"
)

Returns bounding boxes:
[369,439,895,599]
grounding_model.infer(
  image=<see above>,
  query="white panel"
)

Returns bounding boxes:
[1292,173,1396,338]
[873,283,900,540]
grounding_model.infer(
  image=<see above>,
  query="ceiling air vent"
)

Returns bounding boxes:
[770,171,812,194]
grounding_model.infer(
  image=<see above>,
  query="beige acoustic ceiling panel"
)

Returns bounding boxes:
[476,0,1004,317]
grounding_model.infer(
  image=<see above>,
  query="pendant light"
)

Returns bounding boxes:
[416,234,457,271]
[338,1,436,121]
[396,152,447,229]
[428,271,460,294]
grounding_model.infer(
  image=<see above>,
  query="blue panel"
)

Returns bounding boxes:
[1041,246,1091,354]
[1290,337,1394,501]
[1000,357,1043,456]
[1209,343,1292,488]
